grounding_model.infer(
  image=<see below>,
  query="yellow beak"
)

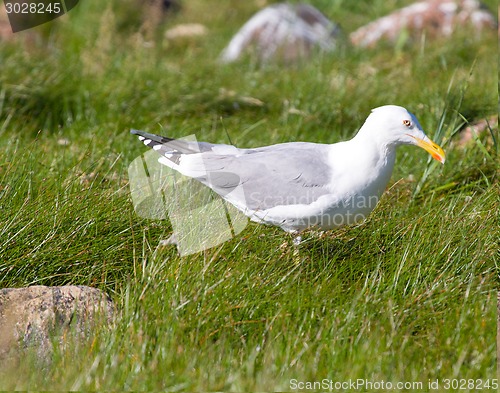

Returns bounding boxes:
[407,134,446,164]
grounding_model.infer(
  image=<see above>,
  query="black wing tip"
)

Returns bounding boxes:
[130,129,176,144]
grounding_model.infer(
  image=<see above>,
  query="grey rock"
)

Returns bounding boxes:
[350,0,497,48]
[220,3,341,64]
[0,285,115,361]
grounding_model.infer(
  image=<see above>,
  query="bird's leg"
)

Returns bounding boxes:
[279,230,300,255]
[277,231,304,263]
[291,231,311,265]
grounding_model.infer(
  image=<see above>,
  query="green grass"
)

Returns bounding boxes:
[0,0,498,390]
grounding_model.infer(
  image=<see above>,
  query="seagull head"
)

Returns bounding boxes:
[362,105,446,164]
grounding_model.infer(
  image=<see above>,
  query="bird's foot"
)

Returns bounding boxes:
[158,233,177,247]
[292,235,303,246]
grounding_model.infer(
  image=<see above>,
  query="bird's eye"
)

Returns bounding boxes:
[403,119,412,127]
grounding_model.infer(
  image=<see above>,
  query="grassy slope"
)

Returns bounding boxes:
[0,0,498,390]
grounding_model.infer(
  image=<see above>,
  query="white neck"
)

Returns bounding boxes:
[327,130,397,199]
[350,128,397,171]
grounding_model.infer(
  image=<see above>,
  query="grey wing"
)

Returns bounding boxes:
[195,143,333,211]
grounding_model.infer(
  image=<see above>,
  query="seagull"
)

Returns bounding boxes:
[131,105,445,237]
